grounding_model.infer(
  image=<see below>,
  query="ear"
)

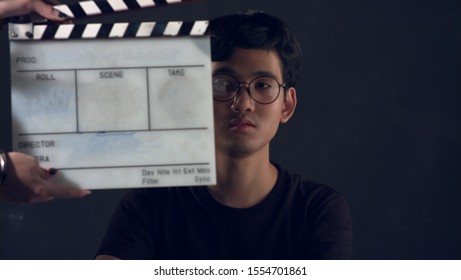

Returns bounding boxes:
[280,87,297,123]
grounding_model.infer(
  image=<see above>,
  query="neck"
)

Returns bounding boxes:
[208,151,278,208]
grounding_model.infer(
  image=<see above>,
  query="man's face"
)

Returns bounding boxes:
[212,48,296,158]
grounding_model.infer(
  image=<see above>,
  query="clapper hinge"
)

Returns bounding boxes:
[8,22,34,40]
[8,15,34,40]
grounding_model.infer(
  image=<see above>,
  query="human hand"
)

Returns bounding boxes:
[0,152,91,203]
[0,0,66,21]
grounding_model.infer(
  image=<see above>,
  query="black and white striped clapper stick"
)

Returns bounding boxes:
[32,21,209,39]
[54,0,199,19]
[9,0,208,39]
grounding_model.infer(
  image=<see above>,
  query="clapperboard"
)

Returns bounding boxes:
[9,0,216,189]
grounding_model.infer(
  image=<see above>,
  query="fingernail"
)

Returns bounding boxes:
[48,168,58,176]
[58,11,71,19]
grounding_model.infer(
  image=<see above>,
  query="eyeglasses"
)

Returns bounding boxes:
[212,74,286,104]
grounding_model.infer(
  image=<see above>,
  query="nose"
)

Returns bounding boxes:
[230,84,255,112]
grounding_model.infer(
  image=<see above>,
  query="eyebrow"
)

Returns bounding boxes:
[212,67,280,80]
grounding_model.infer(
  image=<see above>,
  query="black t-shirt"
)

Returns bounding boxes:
[97,163,353,259]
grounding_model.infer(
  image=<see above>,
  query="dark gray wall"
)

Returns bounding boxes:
[1,0,459,259]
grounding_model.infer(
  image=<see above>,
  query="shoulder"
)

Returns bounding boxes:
[275,163,351,217]
[277,163,344,201]
[276,164,353,257]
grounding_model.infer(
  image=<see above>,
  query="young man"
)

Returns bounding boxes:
[96,11,353,260]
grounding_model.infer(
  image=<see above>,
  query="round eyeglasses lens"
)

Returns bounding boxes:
[249,76,281,104]
[212,75,239,102]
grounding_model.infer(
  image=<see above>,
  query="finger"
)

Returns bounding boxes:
[39,167,54,181]
[33,0,65,21]
[37,168,91,198]
[39,180,91,199]
[28,196,56,204]
[43,0,61,5]
[39,167,58,180]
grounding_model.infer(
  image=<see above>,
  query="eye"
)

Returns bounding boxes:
[252,76,278,91]
[254,81,272,90]
[212,76,239,97]
[213,78,229,92]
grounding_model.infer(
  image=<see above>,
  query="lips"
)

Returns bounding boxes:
[228,117,256,130]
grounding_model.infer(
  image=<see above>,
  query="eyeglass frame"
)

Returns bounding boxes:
[212,74,287,105]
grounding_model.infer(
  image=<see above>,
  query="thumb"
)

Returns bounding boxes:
[40,179,92,199]
[33,0,66,21]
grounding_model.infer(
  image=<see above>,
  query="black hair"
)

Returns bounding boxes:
[208,10,302,87]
